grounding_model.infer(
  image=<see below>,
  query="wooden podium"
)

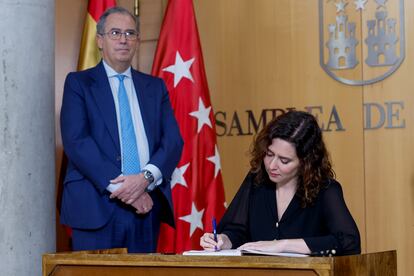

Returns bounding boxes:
[43,249,396,276]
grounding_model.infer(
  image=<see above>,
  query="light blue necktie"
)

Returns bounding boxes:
[116,74,140,175]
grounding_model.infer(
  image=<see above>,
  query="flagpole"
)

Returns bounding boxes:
[133,0,140,70]
[134,0,139,16]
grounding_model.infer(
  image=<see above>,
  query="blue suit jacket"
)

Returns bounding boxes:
[60,61,183,230]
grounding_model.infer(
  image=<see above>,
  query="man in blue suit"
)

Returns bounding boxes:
[60,6,183,253]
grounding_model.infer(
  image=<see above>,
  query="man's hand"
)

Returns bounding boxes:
[131,192,153,214]
[109,173,148,204]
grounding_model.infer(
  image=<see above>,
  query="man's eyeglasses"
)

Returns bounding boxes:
[100,30,138,41]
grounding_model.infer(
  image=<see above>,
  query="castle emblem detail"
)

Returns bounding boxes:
[319,0,405,85]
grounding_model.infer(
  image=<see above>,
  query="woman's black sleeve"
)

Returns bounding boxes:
[217,173,253,248]
[304,180,361,255]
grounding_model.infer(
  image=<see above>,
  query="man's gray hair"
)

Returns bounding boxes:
[96,6,139,34]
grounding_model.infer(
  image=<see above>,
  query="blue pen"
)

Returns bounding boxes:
[212,218,218,251]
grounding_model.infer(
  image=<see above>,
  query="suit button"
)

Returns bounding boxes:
[116,156,121,161]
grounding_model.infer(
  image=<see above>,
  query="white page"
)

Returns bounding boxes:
[182,249,308,257]
[182,249,242,256]
[241,249,308,257]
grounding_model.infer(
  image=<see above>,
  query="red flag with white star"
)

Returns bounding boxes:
[151,0,226,253]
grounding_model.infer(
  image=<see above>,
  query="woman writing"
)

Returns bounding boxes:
[200,111,360,256]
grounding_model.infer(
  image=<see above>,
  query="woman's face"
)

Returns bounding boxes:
[263,138,300,187]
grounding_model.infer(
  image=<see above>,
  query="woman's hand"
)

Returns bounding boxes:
[238,239,311,254]
[200,233,232,251]
[238,240,286,253]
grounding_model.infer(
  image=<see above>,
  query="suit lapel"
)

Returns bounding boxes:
[89,62,121,154]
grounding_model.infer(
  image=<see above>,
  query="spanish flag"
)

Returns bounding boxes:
[77,0,116,70]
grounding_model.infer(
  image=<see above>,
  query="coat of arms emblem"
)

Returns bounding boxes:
[319,0,405,85]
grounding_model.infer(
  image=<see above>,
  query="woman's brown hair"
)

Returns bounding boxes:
[250,111,335,207]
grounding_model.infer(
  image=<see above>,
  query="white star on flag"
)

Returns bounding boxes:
[162,51,195,88]
[179,202,205,237]
[375,0,387,8]
[354,0,367,10]
[189,98,212,133]
[171,163,190,189]
[207,145,222,178]
[335,0,348,12]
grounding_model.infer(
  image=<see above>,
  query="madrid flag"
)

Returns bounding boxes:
[152,0,227,253]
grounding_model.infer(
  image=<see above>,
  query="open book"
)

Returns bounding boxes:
[182,249,308,257]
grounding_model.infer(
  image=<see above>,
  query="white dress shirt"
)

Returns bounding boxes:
[103,61,162,192]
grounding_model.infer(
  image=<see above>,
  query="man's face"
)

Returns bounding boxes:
[97,13,138,72]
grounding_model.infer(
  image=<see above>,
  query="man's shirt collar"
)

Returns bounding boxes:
[102,60,132,78]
